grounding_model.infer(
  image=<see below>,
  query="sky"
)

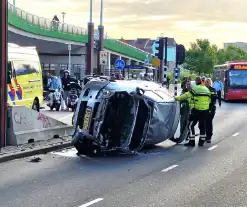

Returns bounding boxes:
[10,0,247,48]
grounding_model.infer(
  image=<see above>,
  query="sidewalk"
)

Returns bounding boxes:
[0,137,72,163]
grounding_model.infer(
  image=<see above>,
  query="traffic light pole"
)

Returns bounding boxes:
[160,58,164,83]
[163,37,168,84]
[0,0,7,150]
[174,59,178,96]
[174,44,186,96]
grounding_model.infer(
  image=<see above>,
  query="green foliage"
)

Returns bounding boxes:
[184,39,247,75]
[168,70,197,83]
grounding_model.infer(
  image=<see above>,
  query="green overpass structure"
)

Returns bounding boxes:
[7,3,152,63]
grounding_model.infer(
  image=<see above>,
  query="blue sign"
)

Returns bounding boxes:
[145,54,150,65]
[125,65,145,69]
[114,59,125,70]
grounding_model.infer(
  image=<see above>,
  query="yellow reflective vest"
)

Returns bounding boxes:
[175,84,211,111]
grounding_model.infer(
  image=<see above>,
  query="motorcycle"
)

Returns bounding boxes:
[67,81,82,112]
[47,88,62,111]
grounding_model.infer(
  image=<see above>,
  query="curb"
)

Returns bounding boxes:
[0,142,73,163]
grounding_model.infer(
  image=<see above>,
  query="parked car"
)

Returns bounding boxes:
[72,78,180,156]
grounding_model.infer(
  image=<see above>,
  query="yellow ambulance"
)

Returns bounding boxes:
[7,43,44,111]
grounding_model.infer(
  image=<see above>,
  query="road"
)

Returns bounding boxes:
[1,102,247,207]
[41,106,73,126]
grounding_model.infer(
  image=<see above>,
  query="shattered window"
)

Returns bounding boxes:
[144,90,163,101]
[154,90,173,100]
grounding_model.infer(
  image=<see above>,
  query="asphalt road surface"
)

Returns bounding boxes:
[2,102,247,207]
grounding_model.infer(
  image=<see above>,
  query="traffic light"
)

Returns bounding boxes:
[176,44,185,65]
[155,38,164,60]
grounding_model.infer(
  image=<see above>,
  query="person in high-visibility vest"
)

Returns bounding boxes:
[205,78,217,143]
[175,76,211,147]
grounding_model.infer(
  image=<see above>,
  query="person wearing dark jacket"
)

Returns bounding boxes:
[61,70,71,110]
[205,78,217,143]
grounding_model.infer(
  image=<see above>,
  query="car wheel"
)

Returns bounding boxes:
[32,97,40,112]
[55,104,60,111]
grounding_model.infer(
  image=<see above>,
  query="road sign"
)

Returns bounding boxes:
[152,58,160,67]
[100,51,108,65]
[126,59,131,66]
[114,59,125,70]
[144,54,150,65]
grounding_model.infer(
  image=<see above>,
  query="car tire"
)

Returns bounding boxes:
[32,97,40,112]
[55,104,60,111]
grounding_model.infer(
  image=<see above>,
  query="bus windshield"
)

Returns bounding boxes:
[229,70,247,88]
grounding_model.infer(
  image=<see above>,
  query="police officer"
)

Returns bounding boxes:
[205,78,217,143]
[180,80,194,141]
[175,76,211,147]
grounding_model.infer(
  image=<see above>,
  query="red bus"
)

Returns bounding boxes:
[213,60,247,101]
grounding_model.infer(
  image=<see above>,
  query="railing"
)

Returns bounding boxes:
[8,3,88,36]
[8,3,152,61]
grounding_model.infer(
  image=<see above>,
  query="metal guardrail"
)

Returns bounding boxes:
[8,3,152,60]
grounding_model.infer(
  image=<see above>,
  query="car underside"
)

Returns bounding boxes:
[72,89,151,156]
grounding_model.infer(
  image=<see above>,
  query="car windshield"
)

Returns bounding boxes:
[228,70,247,89]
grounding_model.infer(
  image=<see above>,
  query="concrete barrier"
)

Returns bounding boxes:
[7,106,73,146]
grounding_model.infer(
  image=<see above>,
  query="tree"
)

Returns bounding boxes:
[216,45,247,64]
[184,39,247,75]
[184,39,217,75]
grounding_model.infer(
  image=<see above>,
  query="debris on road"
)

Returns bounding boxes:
[29,157,42,162]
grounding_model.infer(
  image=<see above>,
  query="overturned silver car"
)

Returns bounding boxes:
[72,78,180,156]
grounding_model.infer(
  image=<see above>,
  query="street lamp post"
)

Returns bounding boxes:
[68,43,71,73]
[86,0,94,75]
[13,0,16,13]
[61,12,66,32]
[97,0,104,75]
[0,0,7,150]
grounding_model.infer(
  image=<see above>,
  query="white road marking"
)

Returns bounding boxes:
[208,145,218,151]
[161,164,179,172]
[59,113,73,120]
[232,132,239,137]
[78,198,104,207]
[51,148,78,157]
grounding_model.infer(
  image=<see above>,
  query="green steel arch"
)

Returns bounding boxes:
[7,3,152,62]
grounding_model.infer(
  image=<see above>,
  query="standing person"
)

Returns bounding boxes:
[205,78,217,143]
[180,80,194,140]
[167,76,170,89]
[110,73,116,80]
[181,77,187,90]
[213,77,223,107]
[175,76,211,147]
[61,70,71,110]
[201,76,206,85]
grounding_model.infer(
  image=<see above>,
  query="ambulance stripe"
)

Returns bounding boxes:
[16,90,22,100]
[8,91,16,105]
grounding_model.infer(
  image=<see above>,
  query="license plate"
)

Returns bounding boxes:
[82,107,92,130]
